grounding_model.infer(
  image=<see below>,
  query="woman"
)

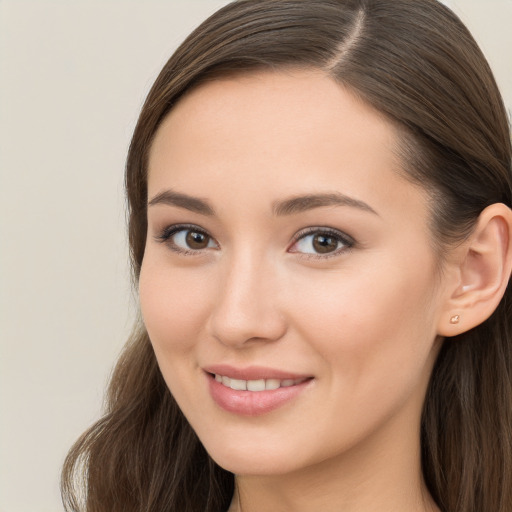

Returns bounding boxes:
[61,1,512,511]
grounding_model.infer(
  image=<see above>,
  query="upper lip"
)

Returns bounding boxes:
[203,364,312,381]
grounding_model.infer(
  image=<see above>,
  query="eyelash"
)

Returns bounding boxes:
[155,224,355,259]
[290,227,355,260]
[155,224,216,256]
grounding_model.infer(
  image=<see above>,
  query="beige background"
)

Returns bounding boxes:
[0,1,510,510]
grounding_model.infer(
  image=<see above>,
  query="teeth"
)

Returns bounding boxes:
[230,378,247,391]
[265,378,281,390]
[247,379,265,391]
[214,374,307,392]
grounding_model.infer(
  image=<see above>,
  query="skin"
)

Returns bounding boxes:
[139,69,449,512]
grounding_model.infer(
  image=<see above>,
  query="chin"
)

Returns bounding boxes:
[201,435,307,476]
[211,451,300,476]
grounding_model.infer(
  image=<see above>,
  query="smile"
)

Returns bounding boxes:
[205,368,313,416]
[213,374,309,392]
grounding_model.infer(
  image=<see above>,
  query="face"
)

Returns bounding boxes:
[139,70,447,476]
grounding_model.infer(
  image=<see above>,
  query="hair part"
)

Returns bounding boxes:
[62,1,512,511]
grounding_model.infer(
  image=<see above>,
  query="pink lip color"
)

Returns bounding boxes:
[203,364,310,381]
[204,365,313,416]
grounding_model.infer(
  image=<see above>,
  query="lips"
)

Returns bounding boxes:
[204,365,313,416]
[213,374,309,391]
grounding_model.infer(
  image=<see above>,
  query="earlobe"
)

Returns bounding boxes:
[438,203,512,337]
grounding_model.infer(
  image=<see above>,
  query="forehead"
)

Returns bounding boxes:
[148,69,428,225]
[151,69,395,165]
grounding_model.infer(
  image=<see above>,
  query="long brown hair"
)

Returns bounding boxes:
[61,1,512,511]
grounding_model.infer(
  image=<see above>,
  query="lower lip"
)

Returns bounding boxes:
[207,374,312,416]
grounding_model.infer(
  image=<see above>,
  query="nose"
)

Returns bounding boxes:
[208,251,288,348]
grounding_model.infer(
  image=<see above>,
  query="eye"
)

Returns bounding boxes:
[156,224,218,254]
[289,228,354,257]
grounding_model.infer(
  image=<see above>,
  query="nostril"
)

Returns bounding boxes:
[208,305,288,348]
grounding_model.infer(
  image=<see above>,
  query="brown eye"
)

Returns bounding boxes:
[312,234,339,254]
[157,226,218,253]
[185,230,211,249]
[290,228,354,257]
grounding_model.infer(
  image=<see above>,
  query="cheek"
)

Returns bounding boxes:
[288,255,439,386]
[138,257,214,355]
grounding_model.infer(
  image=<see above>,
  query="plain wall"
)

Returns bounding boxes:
[0,1,510,510]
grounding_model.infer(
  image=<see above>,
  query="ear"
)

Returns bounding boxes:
[438,203,512,337]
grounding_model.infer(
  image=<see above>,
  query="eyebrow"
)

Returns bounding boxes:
[147,189,378,217]
[148,190,215,216]
[272,192,378,216]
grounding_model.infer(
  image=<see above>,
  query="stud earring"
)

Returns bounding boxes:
[450,314,460,324]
